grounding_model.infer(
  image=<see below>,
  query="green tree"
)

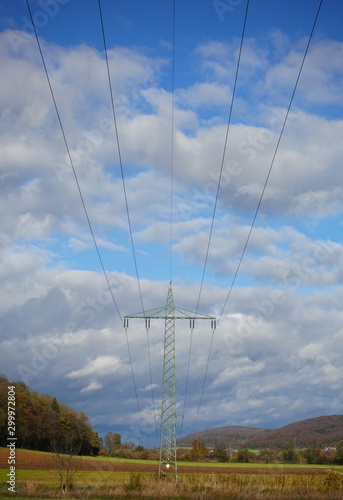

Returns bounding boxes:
[236,446,250,463]
[335,440,343,465]
[214,443,229,462]
[52,397,60,413]
[282,442,298,463]
[304,446,324,464]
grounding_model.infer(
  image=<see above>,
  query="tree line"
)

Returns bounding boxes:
[0,376,99,455]
[99,431,159,460]
[176,439,343,465]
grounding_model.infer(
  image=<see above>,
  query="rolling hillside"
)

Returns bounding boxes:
[178,415,343,449]
[178,425,269,449]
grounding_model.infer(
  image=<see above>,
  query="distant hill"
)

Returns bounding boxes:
[177,415,343,449]
[177,425,269,449]
[254,415,343,449]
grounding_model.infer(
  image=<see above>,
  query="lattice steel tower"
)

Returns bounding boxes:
[124,281,216,478]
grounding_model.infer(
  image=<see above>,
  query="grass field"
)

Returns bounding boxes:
[0,469,128,483]
[1,448,343,498]
[1,472,343,499]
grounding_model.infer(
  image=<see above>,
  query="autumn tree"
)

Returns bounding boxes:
[0,376,98,454]
[0,377,9,445]
[104,431,122,455]
[77,411,99,455]
[123,440,135,449]
[257,448,278,464]
[190,439,207,461]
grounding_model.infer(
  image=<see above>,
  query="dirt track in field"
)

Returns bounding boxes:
[0,448,327,475]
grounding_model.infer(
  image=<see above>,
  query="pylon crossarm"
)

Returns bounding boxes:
[124,306,166,318]
[126,314,215,320]
[124,307,216,321]
[173,306,216,319]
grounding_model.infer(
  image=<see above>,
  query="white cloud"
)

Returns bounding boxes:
[1,17,343,444]
[66,355,124,379]
[264,39,343,106]
[81,381,103,393]
[69,235,128,253]
[139,383,159,392]
[212,357,265,386]
[177,82,231,109]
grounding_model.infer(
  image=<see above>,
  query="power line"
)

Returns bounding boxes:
[180,0,251,434]
[217,0,323,325]
[192,0,324,432]
[97,0,146,320]
[169,0,176,282]
[25,0,145,428]
[97,0,157,427]
[195,0,251,315]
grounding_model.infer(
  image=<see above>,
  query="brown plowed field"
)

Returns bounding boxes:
[0,448,326,475]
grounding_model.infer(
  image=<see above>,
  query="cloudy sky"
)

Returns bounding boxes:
[1,0,343,446]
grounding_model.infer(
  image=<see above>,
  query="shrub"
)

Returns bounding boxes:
[257,448,278,464]
[116,448,134,459]
[324,471,343,490]
[125,473,142,492]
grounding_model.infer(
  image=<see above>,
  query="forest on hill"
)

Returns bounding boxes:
[253,415,343,449]
[0,376,99,455]
[178,415,343,449]
[178,426,269,449]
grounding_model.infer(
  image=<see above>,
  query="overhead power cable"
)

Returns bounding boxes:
[97,0,157,427]
[195,0,251,314]
[25,0,144,428]
[169,0,176,282]
[192,0,324,432]
[180,0,251,434]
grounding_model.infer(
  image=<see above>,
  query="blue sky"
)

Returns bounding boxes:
[1,0,343,447]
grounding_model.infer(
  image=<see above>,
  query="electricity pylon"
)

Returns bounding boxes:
[124,281,216,479]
